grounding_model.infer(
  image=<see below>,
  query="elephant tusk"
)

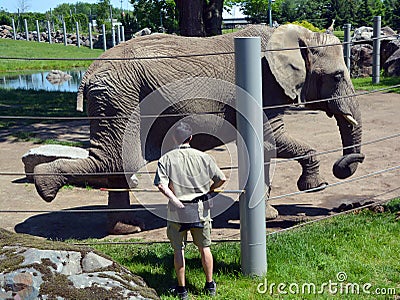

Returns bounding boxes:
[343,114,358,126]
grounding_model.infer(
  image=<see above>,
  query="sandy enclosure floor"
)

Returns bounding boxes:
[0,92,399,242]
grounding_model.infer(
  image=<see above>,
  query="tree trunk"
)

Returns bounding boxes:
[204,0,223,36]
[175,0,205,37]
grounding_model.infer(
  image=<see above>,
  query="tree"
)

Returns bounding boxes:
[97,0,111,29]
[355,0,374,27]
[175,0,224,36]
[392,0,400,30]
[128,0,177,34]
[17,0,30,13]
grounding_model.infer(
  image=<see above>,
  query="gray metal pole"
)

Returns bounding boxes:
[234,37,267,276]
[88,23,93,50]
[24,19,29,41]
[102,24,107,51]
[35,20,40,42]
[343,24,351,71]
[372,16,381,84]
[117,24,121,44]
[63,21,67,46]
[76,22,80,48]
[47,21,52,44]
[110,5,115,47]
[121,26,125,42]
[268,0,272,27]
[12,18,17,40]
[111,26,116,47]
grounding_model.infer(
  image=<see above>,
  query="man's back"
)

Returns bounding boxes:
[157,145,222,201]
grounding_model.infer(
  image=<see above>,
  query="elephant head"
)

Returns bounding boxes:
[265,24,364,186]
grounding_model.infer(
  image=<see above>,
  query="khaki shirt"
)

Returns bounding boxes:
[154,144,226,222]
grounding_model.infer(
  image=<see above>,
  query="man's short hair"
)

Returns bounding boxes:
[174,122,192,144]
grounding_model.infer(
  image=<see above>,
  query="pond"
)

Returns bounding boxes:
[0,69,85,92]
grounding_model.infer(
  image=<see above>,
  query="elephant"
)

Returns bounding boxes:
[33,24,364,234]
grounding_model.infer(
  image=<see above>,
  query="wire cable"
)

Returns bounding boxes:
[0,33,397,62]
[0,165,398,214]
[0,84,399,121]
[268,165,400,201]
[70,187,400,246]
[1,131,398,177]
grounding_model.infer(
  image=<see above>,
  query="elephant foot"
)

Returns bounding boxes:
[266,203,279,220]
[34,164,66,202]
[297,174,327,192]
[107,221,143,235]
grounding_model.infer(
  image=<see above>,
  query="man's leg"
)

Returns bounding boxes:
[174,249,186,287]
[199,246,213,282]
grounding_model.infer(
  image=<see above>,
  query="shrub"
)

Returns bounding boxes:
[288,20,323,32]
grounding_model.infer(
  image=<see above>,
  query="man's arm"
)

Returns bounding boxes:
[157,184,185,209]
[209,179,226,192]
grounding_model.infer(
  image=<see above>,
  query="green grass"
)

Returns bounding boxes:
[0,39,102,73]
[352,76,400,93]
[0,89,83,129]
[89,200,400,299]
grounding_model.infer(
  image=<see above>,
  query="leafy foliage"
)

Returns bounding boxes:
[289,20,323,32]
[126,0,178,34]
[233,0,400,31]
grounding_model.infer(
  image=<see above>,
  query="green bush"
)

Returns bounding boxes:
[288,20,323,32]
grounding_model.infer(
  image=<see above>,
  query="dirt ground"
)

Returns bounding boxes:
[0,92,399,243]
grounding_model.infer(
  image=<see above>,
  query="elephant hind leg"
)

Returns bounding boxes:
[107,177,143,235]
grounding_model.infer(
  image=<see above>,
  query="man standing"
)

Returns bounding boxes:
[154,122,226,299]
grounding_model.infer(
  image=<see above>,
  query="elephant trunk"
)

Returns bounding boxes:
[331,96,364,179]
[34,157,99,202]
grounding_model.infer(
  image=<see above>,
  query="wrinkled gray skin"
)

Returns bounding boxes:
[34,25,364,234]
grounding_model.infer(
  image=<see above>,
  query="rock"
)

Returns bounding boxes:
[0,229,159,299]
[22,145,139,189]
[22,145,88,182]
[382,39,400,62]
[352,26,397,42]
[45,70,73,85]
[384,48,400,76]
[351,44,373,77]
[82,252,113,272]
[135,28,151,37]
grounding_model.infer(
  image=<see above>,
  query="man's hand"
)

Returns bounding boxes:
[209,179,226,193]
[157,184,185,209]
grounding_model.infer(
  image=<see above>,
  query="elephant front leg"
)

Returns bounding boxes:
[270,116,328,191]
[107,176,143,234]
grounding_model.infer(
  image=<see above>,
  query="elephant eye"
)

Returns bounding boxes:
[334,71,344,82]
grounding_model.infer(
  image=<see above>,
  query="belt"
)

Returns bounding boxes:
[181,193,209,204]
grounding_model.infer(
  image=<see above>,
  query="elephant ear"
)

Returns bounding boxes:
[266,24,311,101]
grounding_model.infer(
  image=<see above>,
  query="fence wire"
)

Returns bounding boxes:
[0,164,398,214]
[0,33,398,62]
[70,186,400,246]
[0,131,398,177]
[0,84,399,122]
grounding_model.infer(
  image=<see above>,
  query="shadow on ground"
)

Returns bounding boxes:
[14,200,335,241]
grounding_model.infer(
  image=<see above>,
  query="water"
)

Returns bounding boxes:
[0,69,85,92]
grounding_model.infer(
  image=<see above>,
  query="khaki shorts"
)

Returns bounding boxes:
[167,220,212,250]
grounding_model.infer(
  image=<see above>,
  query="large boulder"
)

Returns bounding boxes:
[0,229,159,299]
[351,44,373,77]
[22,145,107,188]
[22,145,139,188]
[46,70,73,85]
[384,48,400,76]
